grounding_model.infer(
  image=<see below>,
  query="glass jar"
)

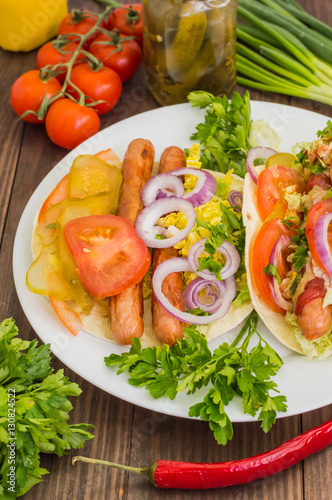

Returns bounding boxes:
[142,0,237,106]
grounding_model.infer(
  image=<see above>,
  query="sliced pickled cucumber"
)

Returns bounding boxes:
[26,242,73,301]
[166,3,207,78]
[36,192,115,246]
[69,154,122,207]
[57,207,95,316]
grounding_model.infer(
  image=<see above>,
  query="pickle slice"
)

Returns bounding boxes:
[69,154,122,209]
[36,192,115,246]
[57,207,95,316]
[166,3,207,78]
[26,242,73,301]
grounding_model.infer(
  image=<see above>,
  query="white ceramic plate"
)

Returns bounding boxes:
[13,101,332,422]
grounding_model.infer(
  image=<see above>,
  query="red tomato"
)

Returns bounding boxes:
[257,165,305,221]
[57,9,104,46]
[50,297,82,336]
[89,33,142,82]
[45,98,100,150]
[306,197,332,273]
[10,70,61,124]
[36,41,85,83]
[68,63,122,115]
[64,214,151,299]
[250,218,295,313]
[107,3,143,45]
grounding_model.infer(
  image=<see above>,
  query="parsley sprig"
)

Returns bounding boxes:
[0,318,94,499]
[196,203,246,281]
[105,311,287,445]
[188,91,252,177]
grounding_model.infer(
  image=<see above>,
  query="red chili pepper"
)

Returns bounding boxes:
[73,419,332,489]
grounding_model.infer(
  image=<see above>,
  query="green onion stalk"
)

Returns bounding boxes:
[236,0,332,107]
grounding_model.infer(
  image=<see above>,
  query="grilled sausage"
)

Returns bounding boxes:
[110,139,155,344]
[151,146,186,345]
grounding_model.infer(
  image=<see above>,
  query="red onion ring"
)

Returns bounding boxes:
[170,167,217,207]
[228,190,243,211]
[141,173,185,207]
[268,234,293,311]
[315,212,332,276]
[152,258,237,324]
[187,238,240,280]
[184,276,225,314]
[246,146,278,184]
[135,196,196,249]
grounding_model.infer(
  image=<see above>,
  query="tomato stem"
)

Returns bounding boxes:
[33,3,120,120]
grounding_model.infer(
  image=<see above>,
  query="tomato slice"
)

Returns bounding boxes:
[257,165,305,221]
[64,215,151,300]
[38,174,69,222]
[306,197,332,272]
[50,298,83,336]
[250,218,295,313]
[95,148,121,166]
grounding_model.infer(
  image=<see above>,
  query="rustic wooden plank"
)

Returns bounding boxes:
[0,50,35,245]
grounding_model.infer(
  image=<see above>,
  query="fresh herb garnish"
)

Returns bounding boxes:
[196,204,245,280]
[317,120,332,139]
[188,91,252,178]
[185,308,211,317]
[291,222,309,272]
[263,263,281,285]
[296,149,326,173]
[45,222,56,230]
[155,234,166,240]
[326,188,332,199]
[290,273,302,296]
[253,157,265,166]
[105,311,287,445]
[0,318,94,499]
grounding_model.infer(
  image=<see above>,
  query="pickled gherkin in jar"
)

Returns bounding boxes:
[142,0,237,105]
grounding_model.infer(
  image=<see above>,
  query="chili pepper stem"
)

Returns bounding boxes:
[72,456,156,484]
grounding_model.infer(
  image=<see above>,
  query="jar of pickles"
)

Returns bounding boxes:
[142,0,237,106]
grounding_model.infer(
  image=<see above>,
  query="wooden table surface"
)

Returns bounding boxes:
[1,0,332,498]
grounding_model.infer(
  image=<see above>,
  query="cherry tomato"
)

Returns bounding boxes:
[57,9,104,47]
[64,214,151,300]
[250,218,295,313]
[89,33,142,82]
[107,4,143,45]
[50,298,82,336]
[306,197,332,273]
[68,63,122,115]
[10,70,61,124]
[45,98,100,149]
[257,165,305,221]
[36,41,85,83]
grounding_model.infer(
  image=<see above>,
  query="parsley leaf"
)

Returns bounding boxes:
[188,91,252,177]
[263,263,281,285]
[296,149,326,174]
[0,318,94,499]
[317,120,332,139]
[105,311,287,445]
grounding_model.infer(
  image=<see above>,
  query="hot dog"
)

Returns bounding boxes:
[151,146,186,345]
[110,139,155,344]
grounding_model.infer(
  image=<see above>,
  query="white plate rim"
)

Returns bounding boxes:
[13,100,332,423]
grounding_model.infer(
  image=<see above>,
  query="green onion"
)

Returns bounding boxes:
[236,0,332,107]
